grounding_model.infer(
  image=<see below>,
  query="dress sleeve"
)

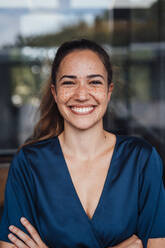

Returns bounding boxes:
[0,149,36,243]
[136,147,165,248]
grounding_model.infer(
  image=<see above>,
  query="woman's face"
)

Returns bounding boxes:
[51,49,113,131]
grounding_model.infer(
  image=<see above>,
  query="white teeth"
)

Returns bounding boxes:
[71,107,94,113]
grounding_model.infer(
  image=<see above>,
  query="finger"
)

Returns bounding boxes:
[9,225,38,248]
[20,217,45,246]
[8,233,28,248]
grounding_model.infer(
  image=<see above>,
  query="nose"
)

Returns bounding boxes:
[74,83,90,101]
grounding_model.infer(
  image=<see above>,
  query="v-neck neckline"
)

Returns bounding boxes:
[56,133,119,222]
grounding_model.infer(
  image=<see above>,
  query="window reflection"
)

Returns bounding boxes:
[0,0,164,164]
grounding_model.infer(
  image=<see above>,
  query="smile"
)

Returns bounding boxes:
[70,106,95,115]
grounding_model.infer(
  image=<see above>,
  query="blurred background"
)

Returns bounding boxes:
[0,0,165,215]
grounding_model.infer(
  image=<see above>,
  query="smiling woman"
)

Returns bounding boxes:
[50,49,113,131]
[0,39,165,248]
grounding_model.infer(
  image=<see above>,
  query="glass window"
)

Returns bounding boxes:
[0,0,164,165]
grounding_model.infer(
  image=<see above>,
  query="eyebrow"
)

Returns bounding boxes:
[59,74,105,81]
[87,74,104,80]
[59,75,76,81]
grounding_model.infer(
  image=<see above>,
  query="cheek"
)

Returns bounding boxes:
[56,88,74,103]
[89,87,108,101]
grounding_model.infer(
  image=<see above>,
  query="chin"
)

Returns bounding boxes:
[67,119,102,131]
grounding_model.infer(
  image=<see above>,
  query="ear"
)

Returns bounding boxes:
[107,82,114,101]
[50,84,57,103]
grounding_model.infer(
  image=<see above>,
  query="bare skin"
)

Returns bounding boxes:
[0,218,48,248]
[58,130,116,220]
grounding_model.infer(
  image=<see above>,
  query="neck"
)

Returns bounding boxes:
[58,122,108,160]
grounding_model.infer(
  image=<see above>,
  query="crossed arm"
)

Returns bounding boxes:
[0,218,165,248]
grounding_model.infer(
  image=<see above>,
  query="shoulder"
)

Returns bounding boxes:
[22,136,57,152]
[116,134,163,172]
[117,134,153,155]
[10,136,58,171]
[19,136,58,159]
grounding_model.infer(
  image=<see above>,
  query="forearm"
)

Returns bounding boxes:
[147,238,165,248]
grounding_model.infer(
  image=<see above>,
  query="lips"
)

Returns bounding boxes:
[69,105,96,115]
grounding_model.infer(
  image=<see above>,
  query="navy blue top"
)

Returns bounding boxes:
[0,134,165,248]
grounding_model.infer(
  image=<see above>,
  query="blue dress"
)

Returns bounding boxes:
[0,134,165,248]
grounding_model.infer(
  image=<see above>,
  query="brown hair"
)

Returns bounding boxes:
[19,39,113,150]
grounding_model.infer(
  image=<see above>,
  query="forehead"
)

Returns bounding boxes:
[57,49,107,76]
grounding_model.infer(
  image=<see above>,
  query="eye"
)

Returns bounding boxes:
[89,80,102,85]
[61,81,75,85]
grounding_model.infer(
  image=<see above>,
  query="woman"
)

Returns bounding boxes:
[0,39,165,248]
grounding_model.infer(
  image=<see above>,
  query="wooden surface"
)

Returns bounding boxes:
[0,165,9,206]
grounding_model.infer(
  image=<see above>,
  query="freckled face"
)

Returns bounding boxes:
[51,49,113,130]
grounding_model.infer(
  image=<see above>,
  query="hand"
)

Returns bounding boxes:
[109,235,143,248]
[8,217,48,248]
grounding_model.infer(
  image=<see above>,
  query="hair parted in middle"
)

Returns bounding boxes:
[51,39,113,88]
